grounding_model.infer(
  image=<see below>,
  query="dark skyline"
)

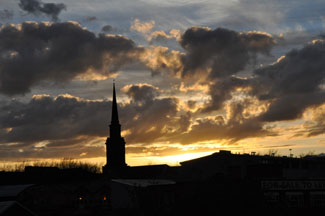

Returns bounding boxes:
[1,0,325,166]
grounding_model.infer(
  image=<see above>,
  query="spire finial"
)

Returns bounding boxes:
[111,81,119,124]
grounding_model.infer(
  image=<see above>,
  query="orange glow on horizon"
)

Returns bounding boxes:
[2,133,325,171]
[127,151,216,166]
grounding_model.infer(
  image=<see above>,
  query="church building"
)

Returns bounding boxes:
[103,83,127,175]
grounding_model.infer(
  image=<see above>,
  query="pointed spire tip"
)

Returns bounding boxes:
[111,82,119,124]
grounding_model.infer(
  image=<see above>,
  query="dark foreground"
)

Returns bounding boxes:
[2,151,325,215]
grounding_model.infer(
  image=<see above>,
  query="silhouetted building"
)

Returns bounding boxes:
[103,83,127,175]
[180,150,325,181]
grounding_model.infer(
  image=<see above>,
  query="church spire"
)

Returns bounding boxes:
[103,81,127,174]
[111,82,119,124]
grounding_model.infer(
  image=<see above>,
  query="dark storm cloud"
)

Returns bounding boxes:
[0,94,112,160]
[123,83,159,104]
[123,97,179,143]
[186,36,325,137]
[255,41,325,98]
[0,94,110,144]
[0,21,142,95]
[121,84,182,144]
[201,76,250,112]
[0,81,283,161]
[259,93,325,122]
[0,84,191,159]
[177,27,325,127]
[173,27,275,113]
[0,9,13,20]
[0,85,182,147]
[195,38,325,132]
[18,0,66,21]
[253,40,325,122]
[179,27,275,79]
[2,84,270,147]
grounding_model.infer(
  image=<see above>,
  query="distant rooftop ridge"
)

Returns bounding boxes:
[180,149,325,165]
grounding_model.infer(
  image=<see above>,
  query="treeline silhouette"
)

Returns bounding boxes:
[1,150,321,173]
[0,158,102,173]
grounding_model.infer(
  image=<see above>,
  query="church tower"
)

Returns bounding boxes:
[103,83,127,174]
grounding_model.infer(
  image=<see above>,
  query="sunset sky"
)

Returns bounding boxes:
[1,0,325,166]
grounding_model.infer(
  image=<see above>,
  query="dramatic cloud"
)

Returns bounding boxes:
[172,27,275,112]
[18,0,66,21]
[180,27,275,79]
[120,85,274,145]
[0,21,142,95]
[1,0,325,163]
[122,83,159,104]
[254,40,325,122]
[193,36,325,139]
[0,94,109,144]
[0,94,113,160]
[121,84,182,144]
[0,85,186,159]
[2,82,276,160]
[176,100,274,144]
[201,76,250,112]
[173,27,325,126]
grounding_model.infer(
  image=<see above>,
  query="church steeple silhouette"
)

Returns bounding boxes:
[104,82,127,173]
[111,82,119,125]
